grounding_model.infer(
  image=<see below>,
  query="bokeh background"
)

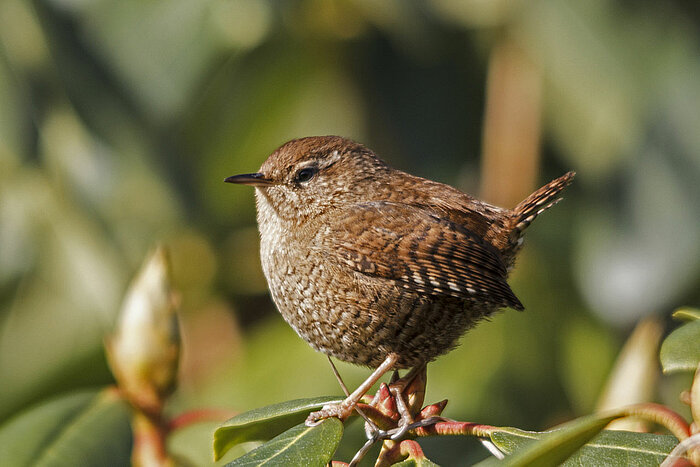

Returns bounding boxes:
[1,0,699,464]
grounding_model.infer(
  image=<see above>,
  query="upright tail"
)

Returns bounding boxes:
[507,171,576,245]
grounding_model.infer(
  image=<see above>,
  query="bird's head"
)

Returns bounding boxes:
[225,136,389,226]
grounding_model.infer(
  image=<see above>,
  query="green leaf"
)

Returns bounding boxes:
[481,413,620,466]
[0,388,132,467]
[225,418,343,467]
[213,396,342,461]
[672,307,700,322]
[660,320,700,373]
[490,428,677,466]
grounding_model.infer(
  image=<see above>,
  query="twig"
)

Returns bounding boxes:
[167,408,238,432]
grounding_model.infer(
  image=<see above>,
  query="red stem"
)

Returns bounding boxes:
[131,411,172,466]
[618,403,691,441]
[414,421,498,438]
[167,408,238,432]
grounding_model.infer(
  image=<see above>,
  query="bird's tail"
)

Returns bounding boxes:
[507,171,576,244]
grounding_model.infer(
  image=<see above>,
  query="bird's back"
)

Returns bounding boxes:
[372,169,575,269]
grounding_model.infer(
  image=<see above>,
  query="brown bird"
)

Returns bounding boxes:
[226,136,574,424]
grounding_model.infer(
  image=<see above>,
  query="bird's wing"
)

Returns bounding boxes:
[320,202,523,310]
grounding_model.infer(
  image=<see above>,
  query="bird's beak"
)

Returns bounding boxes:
[224,173,276,187]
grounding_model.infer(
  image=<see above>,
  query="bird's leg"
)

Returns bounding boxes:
[325,356,379,435]
[391,362,427,394]
[390,369,400,384]
[384,363,427,439]
[306,353,399,426]
[326,355,350,396]
[389,386,412,433]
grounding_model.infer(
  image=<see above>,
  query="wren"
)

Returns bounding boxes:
[226,135,574,423]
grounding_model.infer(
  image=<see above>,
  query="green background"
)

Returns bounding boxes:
[1,0,698,464]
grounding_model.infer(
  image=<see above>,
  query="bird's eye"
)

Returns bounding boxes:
[295,167,317,183]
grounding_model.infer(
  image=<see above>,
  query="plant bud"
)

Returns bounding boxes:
[107,246,180,415]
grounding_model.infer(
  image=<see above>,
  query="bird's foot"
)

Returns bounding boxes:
[305,401,356,426]
[388,386,414,437]
[308,353,400,427]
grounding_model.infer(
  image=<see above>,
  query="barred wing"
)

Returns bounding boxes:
[323,202,523,310]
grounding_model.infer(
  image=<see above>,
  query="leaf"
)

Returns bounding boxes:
[225,418,343,467]
[0,388,132,467]
[672,307,700,322]
[213,396,342,461]
[660,320,700,373]
[490,427,677,466]
[481,412,622,466]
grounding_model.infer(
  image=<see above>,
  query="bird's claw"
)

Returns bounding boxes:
[305,402,354,427]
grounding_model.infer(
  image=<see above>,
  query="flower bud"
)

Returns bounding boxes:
[107,246,180,415]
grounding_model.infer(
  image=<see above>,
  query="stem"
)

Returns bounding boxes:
[131,411,173,467]
[413,421,498,438]
[618,403,691,441]
[167,408,238,432]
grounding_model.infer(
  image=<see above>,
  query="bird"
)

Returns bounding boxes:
[225,135,574,424]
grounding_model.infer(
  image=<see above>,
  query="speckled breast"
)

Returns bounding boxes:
[259,230,490,369]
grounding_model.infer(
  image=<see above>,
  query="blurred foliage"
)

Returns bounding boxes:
[0,0,699,465]
[0,389,132,466]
